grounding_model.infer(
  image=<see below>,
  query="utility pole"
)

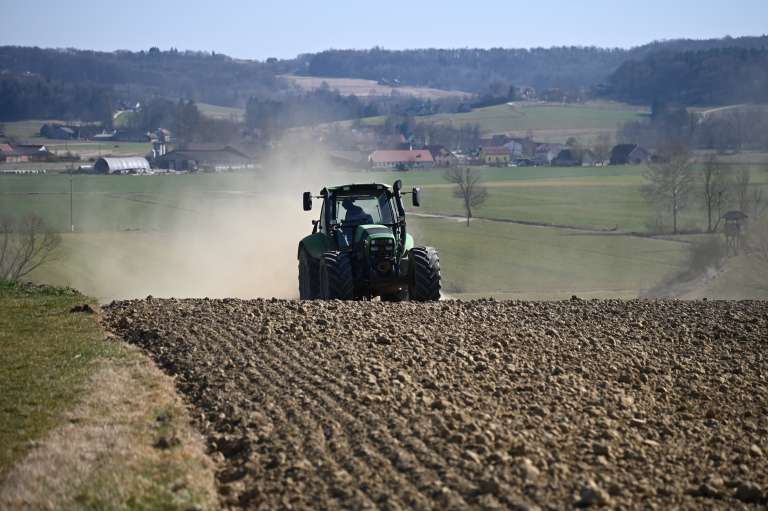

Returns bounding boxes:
[70,176,74,232]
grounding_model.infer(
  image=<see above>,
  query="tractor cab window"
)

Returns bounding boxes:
[334,193,395,227]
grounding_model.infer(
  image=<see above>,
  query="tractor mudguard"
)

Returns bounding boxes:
[402,233,415,255]
[299,233,333,260]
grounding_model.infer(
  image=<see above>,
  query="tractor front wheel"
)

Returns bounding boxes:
[319,251,354,300]
[409,246,441,301]
[298,248,317,299]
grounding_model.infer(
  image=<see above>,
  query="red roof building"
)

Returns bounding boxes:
[369,149,434,169]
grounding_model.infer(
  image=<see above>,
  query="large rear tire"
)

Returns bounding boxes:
[319,251,354,300]
[298,248,317,300]
[409,246,441,301]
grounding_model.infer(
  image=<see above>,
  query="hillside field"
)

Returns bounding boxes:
[281,74,469,99]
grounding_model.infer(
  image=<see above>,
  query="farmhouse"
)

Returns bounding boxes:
[480,146,511,166]
[12,144,51,162]
[534,143,564,166]
[552,149,581,167]
[154,145,253,172]
[504,138,537,159]
[369,149,434,169]
[0,143,28,163]
[40,124,77,140]
[94,157,151,175]
[610,144,651,165]
[426,145,458,167]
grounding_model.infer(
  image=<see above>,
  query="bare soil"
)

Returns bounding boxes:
[103,298,768,509]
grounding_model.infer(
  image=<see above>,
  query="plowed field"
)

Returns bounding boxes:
[103,299,768,510]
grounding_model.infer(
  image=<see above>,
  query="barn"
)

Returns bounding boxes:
[94,157,151,175]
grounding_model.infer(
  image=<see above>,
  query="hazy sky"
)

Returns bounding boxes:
[2,0,766,60]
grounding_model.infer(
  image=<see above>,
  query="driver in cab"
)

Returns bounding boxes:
[342,198,373,225]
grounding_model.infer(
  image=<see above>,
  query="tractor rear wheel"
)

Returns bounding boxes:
[298,248,316,300]
[409,246,441,301]
[319,251,354,300]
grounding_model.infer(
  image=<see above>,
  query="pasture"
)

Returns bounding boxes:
[419,102,646,143]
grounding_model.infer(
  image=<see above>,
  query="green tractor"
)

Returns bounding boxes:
[297,180,441,301]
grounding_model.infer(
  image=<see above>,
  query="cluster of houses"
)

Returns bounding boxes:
[364,136,652,170]
[80,144,258,175]
[0,142,52,163]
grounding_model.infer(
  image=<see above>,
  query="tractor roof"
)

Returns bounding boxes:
[324,183,391,194]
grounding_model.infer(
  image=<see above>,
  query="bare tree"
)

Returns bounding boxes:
[0,215,61,282]
[701,154,731,232]
[749,187,767,219]
[592,132,613,164]
[444,167,489,226]
[733,168,751,213]
[641,144,696,234]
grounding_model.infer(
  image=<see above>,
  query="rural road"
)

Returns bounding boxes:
[104,298,768,509]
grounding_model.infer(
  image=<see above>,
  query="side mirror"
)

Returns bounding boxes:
[393,179,402,194]
[412,187,421,207]
[302,191,312,211]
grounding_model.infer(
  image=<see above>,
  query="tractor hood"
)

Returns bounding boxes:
[353,224,395,244]
[353,224,414,255]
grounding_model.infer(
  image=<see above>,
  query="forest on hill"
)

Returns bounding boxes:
[1,35,767,125]
[601,47,768,105]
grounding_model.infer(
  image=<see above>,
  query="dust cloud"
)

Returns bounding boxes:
[58,146,348,301]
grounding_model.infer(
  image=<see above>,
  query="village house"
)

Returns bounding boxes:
[369,149,434,170]
[0,143,28,163]
[40,124,77,140]
[480,146,512,166]
[552,149,582,167]
[154,145,253,172]
[610,144,651,165]
[534,143,564,166]
[13,144,51,162]
[426,145,458,167]
[503,138,537,159]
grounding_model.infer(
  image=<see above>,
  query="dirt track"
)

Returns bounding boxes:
[103,299,768,510]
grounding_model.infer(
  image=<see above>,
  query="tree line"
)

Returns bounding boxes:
[0,74,114,123]
[619,103,768,152]
[642,146,766,234]
[601,47,768,105]
[0,46,284,108]
[287,36,768,94]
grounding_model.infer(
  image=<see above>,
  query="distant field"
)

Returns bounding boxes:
[2,119,51,140]
[423,102,646,141]
[197,102,245,121]
[281,74,469,99]
[46,141,152,159]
